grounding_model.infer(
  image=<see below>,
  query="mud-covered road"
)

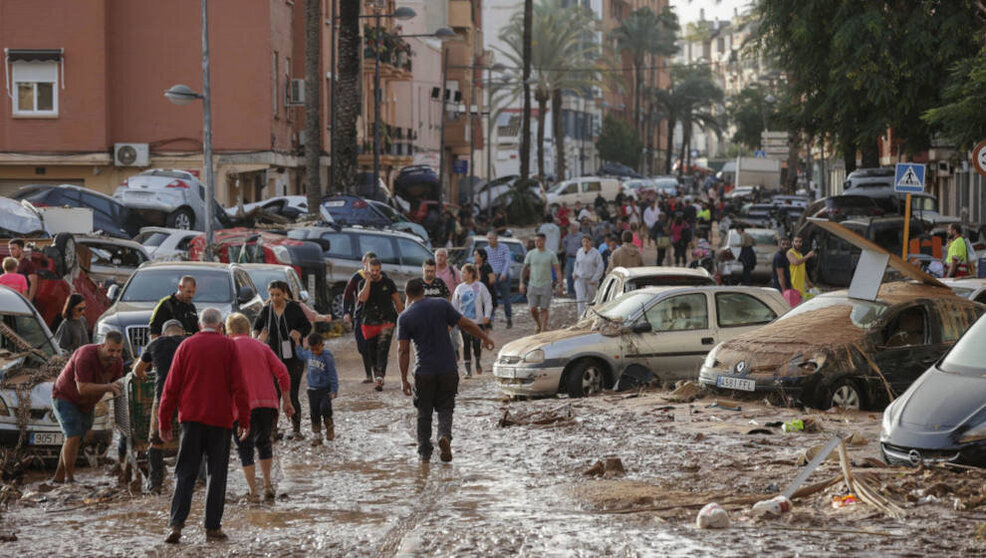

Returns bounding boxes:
[2,300,986,557]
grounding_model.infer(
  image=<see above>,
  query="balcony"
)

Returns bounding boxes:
[363,25,413,81]
[358,122,416,166]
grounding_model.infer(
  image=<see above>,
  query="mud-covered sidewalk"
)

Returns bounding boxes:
[1,301,985,556]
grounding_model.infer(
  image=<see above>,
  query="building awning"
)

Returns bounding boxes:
[4,48,63,62]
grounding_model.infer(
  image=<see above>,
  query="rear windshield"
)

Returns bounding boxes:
[135,231,168,247]
[122,268,231,303]
[939,315,986,376]
[776,296,888,329]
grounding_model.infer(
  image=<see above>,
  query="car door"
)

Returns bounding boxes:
[357,233,405,286]
[713,291,780,343]
[871,304,939,395]
[319,231,358,283]
[624,292,716,382]
[233,268,263,321]
[581,180,602,205]
[397,237,432,279]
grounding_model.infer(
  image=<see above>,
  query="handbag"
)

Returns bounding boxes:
[782,289,802,307]
[657,236,672,249]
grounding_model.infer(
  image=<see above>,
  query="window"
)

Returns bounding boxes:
[397,238,431,267]
[358,234,398,264]
[284,56,292,121]
[136,231,168,247]
[560,183,578,195]
[319,232,355,259]
[715,293,777,327]
[884,308,927,347]
[85,243,146,268]
[644,293,709,331]
[234,269,254,295]
[10,60,59,116]
[582,181,602,193]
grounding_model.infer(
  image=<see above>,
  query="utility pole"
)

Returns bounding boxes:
[304,0,322,218]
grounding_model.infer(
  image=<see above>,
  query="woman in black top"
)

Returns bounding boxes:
[253,280,312,438]
[474,247,495,330]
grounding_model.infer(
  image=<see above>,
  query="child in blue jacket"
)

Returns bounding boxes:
[297,333,339,445]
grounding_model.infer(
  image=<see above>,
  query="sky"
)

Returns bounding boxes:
[669,0,753,24]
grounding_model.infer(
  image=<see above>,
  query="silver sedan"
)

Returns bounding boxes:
[493,286,790,398]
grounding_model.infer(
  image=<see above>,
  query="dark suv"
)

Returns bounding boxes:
[12,184,141,239]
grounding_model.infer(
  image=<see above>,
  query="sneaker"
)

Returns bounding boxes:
[361,378,373,384]
[205,528,228,541]
[164,526,182,544]
[438,436,452,463]
[246,492,260,504]
[374,377,384,392]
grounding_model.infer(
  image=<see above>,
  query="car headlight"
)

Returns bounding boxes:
[958,423,986,444]
[880,401,896,439]
[270,245,292,265]
[523,349,545,364]
[0,396,8,417]
[93,322,122,344]
[702,345,721,370]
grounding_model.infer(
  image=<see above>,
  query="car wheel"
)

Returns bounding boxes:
[826,378,863,411]
[329,285,346,318]
[167,208,195,230]
[52,233,77,276]
[566,359,606,398]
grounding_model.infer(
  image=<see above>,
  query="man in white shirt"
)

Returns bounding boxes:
[573,235,605,316]
[537,214,561,254]
[642,200,661,247]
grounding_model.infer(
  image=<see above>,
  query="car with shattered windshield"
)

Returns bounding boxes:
[493,286,788,398]
[0,285,112,461]
[880,312,986,467]
[699,282,984,410]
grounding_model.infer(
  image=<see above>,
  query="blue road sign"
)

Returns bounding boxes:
[452,159,468,174]
[894,163,926,193]
[754,149,767,158]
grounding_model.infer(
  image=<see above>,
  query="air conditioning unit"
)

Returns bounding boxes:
[286,78,306,106]
[114,143,150,167]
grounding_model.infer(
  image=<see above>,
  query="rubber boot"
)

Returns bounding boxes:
[324,417,335,441]
[147,447,164,493]
[311,423,322,446]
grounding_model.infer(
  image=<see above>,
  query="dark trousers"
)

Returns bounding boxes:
[673,241,687,266]
[657,247,667,266]
[365,327,394,378]
[460,329,482,364]
[353,315,372,380]
[232,408,276,467]
[286,359,304,430]
[170,422,231,530]
[493,278,512,319]
[413,373,459,458]
[308,387,334,424]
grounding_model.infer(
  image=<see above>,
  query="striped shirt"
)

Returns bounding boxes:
[487,242,512,278]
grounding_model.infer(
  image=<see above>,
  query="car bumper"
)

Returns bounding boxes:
[698,365,804,396]
[880,441,986,467]
[493,363,564,396]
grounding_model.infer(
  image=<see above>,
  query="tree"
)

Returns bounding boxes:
[334,0,361,192]
[727,84,780,152]
[304,0,322,216]
[520,0,533,179]
[608,7,679,137]
[653,65,723,174]
[923,47,986,150]
[596,114,641,169]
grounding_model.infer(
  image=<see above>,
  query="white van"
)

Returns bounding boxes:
[545,176,621,209]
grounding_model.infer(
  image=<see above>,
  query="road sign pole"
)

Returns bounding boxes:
[902,193,912,260]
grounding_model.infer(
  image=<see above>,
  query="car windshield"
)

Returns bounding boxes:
[940,316,986,376]
[134,231,168,247]
[1,313,57,361]
[655,179,677,190]
[121,268,232,303]
[776,296,888,329]
[596,291,654,322]
[246,269,287,300]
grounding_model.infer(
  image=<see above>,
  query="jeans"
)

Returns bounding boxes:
[286,359,304,430]
[308,387,334,423]
[170,422,231,530]
[413,373,459,459]
[232,407,276,467]
[365,326,395,379]
[574,278,596,316]
[460,329,482,365]
[493,277,512,320]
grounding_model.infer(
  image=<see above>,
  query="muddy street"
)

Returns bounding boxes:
[2,300,986,556]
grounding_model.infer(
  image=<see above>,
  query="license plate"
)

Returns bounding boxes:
[30,432,64,446]
[498,366,515,378]
[717,376,755,392]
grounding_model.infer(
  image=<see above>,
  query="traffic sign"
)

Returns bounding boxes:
[753,149,767,159]
[894,163,925,193]
[973,140,986,178]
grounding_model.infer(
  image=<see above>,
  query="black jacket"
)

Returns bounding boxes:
[253,300,312,362]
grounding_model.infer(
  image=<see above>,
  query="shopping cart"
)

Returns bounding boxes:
[113,372,178,489]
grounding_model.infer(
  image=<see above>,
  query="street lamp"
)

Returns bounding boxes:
[164,0,215,260]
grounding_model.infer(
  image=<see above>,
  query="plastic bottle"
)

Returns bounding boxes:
[752,495,792,517]
[782,419,804,433]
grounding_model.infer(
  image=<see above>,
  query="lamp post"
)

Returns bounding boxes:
[164,0,215,260]
[486,63,506,215]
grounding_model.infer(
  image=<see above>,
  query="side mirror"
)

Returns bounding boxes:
[631,321,652,334]
[107,284,120,302]
[299,290,310,303]
[237,285,257,303]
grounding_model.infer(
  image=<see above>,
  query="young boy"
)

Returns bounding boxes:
[297,333,339,446]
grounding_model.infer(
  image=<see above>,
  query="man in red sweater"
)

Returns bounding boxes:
[158,307,250,544]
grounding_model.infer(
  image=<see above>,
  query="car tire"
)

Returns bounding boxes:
[167,208,195,230]
[329,284,346,319]
[824,378,864,411]
[52,232,77,276]
[566,359,607,398]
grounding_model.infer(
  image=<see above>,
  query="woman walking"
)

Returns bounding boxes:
[670,214,690,267]
[451,264,492,377]
[253,281,312,439]
[474,248,496,329]
[54,294,89,352]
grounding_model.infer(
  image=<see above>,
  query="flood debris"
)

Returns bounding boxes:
[584,458,626,478]
[751,495,792,517]
[497,405,574,428]
[664,381,700,403]
[695,502,730,529]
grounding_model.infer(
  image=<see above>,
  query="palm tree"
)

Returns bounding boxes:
[608,7,678,137]
[653,66,724,175]
[498,0,598,181]
[520,0,533,180]
[334,0,361,193]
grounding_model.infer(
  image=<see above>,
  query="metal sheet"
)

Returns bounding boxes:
[849,249,890,302]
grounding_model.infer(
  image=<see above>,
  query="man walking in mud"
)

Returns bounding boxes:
[398,278,494,462]
[358,258,404,391]
[520,233,562,334]
[344,252,377,383]
[159,307,250,543]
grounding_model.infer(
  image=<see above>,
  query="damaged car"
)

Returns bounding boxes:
[880,313,986,467]
[699,282,983,410]
[493,286,789,398]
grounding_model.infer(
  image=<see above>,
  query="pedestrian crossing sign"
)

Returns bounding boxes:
[894,163,926,193]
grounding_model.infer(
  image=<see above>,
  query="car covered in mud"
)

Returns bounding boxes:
[699,282,984,410]
[880,312,986,467]
[589,266,714,309]
[493,286,789,398]
[0,285,112,460]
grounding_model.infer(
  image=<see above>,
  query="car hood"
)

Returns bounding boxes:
[99,300,234,326]
[0,198,44,236]
[713,306,866,375]
[499,325,599,358]
[892,368,986,431]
